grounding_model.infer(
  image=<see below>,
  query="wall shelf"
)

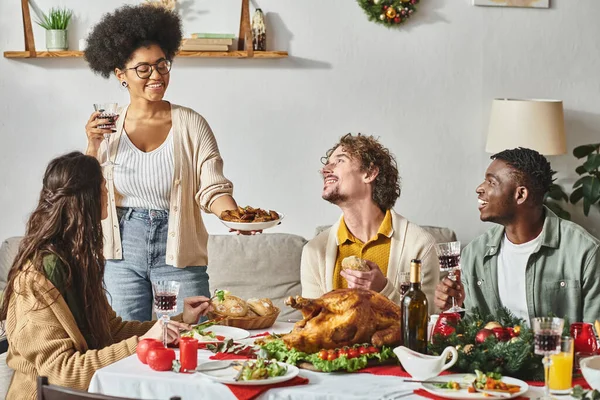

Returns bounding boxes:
[3,50,288,59]
[4,0,288,60]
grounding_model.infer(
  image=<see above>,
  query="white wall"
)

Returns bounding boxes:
[1,0,599,244]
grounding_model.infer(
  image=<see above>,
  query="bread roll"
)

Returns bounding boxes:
[247,298,275,316]
[212,294,248,317]
[341,256,370,272]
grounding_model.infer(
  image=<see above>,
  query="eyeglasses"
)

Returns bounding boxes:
[126,59,172,79]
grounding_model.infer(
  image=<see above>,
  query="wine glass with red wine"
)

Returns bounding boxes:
[152,280,181,346]
[435,241,465,313]
[399,272,411,298]
[93,103,118,167]
[533,317,564,400]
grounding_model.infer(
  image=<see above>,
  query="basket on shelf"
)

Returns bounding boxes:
[210,307,281,330]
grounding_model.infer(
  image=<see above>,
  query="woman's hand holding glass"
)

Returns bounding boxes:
[140,319,189,345]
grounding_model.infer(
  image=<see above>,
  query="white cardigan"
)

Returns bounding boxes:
[300,210,440,314]
[100,104,233,268]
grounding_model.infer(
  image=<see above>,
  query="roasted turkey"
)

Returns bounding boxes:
[282,288,402,353]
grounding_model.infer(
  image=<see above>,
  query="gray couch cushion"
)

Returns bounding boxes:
[207,233,305,321]
[0,238,21,292]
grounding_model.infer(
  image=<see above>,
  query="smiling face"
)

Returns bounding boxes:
[321,146,375,206]
[476,159,527,224]
[116,44,170,102]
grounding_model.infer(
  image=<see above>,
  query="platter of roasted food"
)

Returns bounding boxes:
[196,358,299,385]
[421,370,528,399]
[209,290,280,330]
[219,206,283,231]
[255,288,399,372]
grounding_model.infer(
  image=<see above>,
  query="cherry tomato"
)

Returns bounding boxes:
[136,338,163,364]
[318,350,328,360]
[327,351,338,361]
[359,346,369,355]
[367,346,378,354]
[146,348,176,371]
[337,347,349,358]
[348,348,359,359]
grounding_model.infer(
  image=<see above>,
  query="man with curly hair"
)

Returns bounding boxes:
[435,147,600,324]
[83,5,253,321]
[301,133,440,312]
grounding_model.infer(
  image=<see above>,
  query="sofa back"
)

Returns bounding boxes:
[0,234,306,320]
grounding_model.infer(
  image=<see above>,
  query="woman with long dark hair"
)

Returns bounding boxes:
[0,152,211,399]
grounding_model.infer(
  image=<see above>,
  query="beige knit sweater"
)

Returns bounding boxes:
[5,270,156,399]
[101,103,234,268]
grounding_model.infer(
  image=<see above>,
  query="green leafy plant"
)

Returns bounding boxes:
[35,7,73,30]
[570,143,600,216]
[545,174,571,220]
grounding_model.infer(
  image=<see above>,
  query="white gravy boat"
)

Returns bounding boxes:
[393,346,458,380]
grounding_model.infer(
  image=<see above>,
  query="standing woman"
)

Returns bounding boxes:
[84,5,243,321]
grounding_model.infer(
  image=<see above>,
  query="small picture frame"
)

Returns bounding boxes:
[473,0,550,8]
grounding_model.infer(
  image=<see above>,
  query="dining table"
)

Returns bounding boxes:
[88,322,579,400]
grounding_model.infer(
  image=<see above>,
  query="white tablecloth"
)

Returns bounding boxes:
[88,322,566,400]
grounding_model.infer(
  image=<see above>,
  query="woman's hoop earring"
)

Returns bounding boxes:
[121,81,128,88]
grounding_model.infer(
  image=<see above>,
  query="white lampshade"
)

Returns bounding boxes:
[485,98,566,156]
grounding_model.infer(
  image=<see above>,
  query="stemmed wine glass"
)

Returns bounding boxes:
[435,241,465,313]
[152,280,180,347]
[533,317,564,400]
[93,103,118,167]
[399,271,411,299]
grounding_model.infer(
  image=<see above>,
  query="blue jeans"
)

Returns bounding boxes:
[104,207,210,322]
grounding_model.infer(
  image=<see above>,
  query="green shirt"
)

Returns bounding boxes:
[461,207,600,324]
[42,254,92,345]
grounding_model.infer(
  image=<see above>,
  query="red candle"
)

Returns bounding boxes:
[570,322,598,354]
[179,337,198,372]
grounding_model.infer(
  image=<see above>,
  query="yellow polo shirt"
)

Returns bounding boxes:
[333,210,393,289]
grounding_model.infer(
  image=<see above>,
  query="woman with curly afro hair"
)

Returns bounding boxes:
[83,5,251,322]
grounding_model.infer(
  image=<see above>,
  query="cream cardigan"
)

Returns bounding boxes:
[101,104,233,268]
[300,210,440,314]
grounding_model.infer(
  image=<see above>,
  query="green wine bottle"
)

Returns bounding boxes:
[401,259,429,354]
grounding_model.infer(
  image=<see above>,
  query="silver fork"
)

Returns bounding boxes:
[379,390,413,400]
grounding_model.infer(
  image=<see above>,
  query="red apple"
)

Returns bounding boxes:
[136,338,163,364]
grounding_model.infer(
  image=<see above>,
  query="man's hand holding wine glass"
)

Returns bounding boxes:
[434,270,465,311]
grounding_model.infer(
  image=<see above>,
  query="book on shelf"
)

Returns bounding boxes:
[182,38,233,46]
[180,44,230,52]
[190,33,236,39]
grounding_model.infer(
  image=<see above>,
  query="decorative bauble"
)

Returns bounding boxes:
[373,0,380,3]
[383,5,388,9]
[513,325,521,336]
[385,7,397,19]
[475,328,494,344]
[484,321,502,330]
[394,16,401,23]
[379,14,385,20]
[463,344,474,355]
[510,337,521,344]
[492,327,510,342]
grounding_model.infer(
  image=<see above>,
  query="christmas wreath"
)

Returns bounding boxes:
[357,0,419,27]
[428,308,545,381]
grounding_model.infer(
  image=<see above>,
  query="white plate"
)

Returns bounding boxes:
[219,213,284,232]
[189,325,250,343]
[421,374,529,399]
[197,360,299,385]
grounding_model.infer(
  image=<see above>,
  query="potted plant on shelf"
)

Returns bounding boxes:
[35,7,73,51]
[570,143,600,216]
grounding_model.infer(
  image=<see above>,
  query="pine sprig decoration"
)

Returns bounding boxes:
[356,0,419,27]
[428,308,544,381]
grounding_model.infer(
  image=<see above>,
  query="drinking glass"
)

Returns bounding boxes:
[435,241,464,313]
[570,322,598,354]
[399,271,411,298]
[533,317,564,400]
[152,280,180,347]
[93,103,118,166]
[549,336,574,394]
